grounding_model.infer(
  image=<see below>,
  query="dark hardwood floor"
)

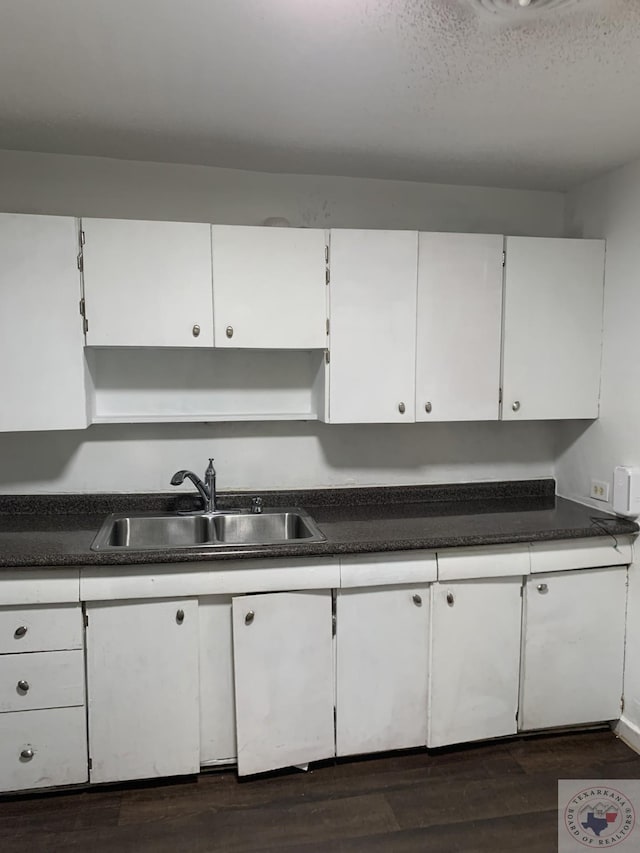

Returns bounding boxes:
[2,730,640,853]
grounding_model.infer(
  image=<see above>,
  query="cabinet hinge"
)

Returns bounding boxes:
[499,387,503,404]
[621,695,625,713]
[326,318,330,336]
[325,349,330,365]
[502,250,506,267]
[83,318,89,334]
[80,229,86,247]
[83,611,88,627]
[88,757,92,770]
[325,267,330,285]
[325,245,329,264]
[79,298,86,317]
[77,253,84,272]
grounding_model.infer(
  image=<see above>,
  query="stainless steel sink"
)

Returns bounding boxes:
[91,508,325,551]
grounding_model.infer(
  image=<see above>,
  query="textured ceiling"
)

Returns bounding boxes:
[0,0,638,190]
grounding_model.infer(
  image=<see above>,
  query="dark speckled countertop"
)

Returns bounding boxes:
[0,479,636,570]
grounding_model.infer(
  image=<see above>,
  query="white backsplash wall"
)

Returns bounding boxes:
[0,148,565,493]
[0,422,556,494]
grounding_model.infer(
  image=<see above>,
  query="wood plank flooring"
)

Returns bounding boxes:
[2,730,640,852]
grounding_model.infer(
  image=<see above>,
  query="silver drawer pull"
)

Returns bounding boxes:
[446,591,454,606]
[412,594,423,607]
[537,583,548,594]
[14,626,28,638]
[176,609,185,625]
[245,610,255,625]
[17,680,29,693]
[20,748,34,761]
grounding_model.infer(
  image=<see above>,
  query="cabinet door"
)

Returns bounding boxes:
[212,226,326,349]
[520,567,626,730]
[232,591,334,776]
[416,233,504,422]
[199,595,236,765]
[502,237,605,420]
[82,218,213,347]
[336,586,429,757]
[86,598,199,783]
[328,229,418,423]
[0,213,88,432]
[429,578,522,748]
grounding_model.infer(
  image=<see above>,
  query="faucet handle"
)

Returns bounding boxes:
[251,496,263,514]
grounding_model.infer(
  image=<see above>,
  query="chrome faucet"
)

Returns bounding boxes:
[170,458,217,513]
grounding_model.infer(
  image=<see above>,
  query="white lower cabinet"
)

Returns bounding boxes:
[519,566,627,730]
[232,591,335,776]
[336,585,429,757]
[428,578,523,748]
[0,707,88,792]
[86,598,200,784]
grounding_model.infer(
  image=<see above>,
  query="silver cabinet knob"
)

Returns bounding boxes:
[192,324,200,337]
[176,609,185,624]
[412,594,423,607]
[226,326,234,339]
[20,748,34,761]
[14,626,27,638]
[446,591,454,606]
[537,583,548,594]
[17,680,29,693]
[512,401,520,412]
[398,402,406,414]
[425,402,432,414]
[245,610,255,625]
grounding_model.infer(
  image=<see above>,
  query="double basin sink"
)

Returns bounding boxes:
[91,508,325,551]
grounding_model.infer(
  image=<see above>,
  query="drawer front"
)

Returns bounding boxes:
[0,706,88,792]
[0,650,85,712]
[0,604,83,653]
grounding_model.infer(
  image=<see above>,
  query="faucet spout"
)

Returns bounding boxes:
[170,469,211,511]
[204,458,217,513]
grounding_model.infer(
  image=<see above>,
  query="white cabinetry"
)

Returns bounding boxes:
[520,566,627,730]
[327,229,418,423]
[416,233,504,422]
[211,226,327,349]
[86,598,200,783]
[0,213,88,432]
[336,585,429,756]
[232,591,335,776]
[0,601,87,793]
[82,218,214,347]
[501,237,605,420]
[429,578,522,747]
[199,595,236,765]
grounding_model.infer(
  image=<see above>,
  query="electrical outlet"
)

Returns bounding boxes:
[590,479,610,502]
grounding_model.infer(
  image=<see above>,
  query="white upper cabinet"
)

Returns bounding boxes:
[416,233,504,422]
[328,229,418,423]
[0,214,88,432]
[501,237,605,420]
[212,226,326,349]
[82,218,214,347]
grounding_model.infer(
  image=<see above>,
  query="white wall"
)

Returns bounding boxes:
[0,149,565,235]
[0,149,564,493]
[556,156,640,739]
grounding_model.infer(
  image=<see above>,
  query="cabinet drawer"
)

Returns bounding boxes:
[0,604,83,653]
[0,706,88,792]
[0,650,85,713]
